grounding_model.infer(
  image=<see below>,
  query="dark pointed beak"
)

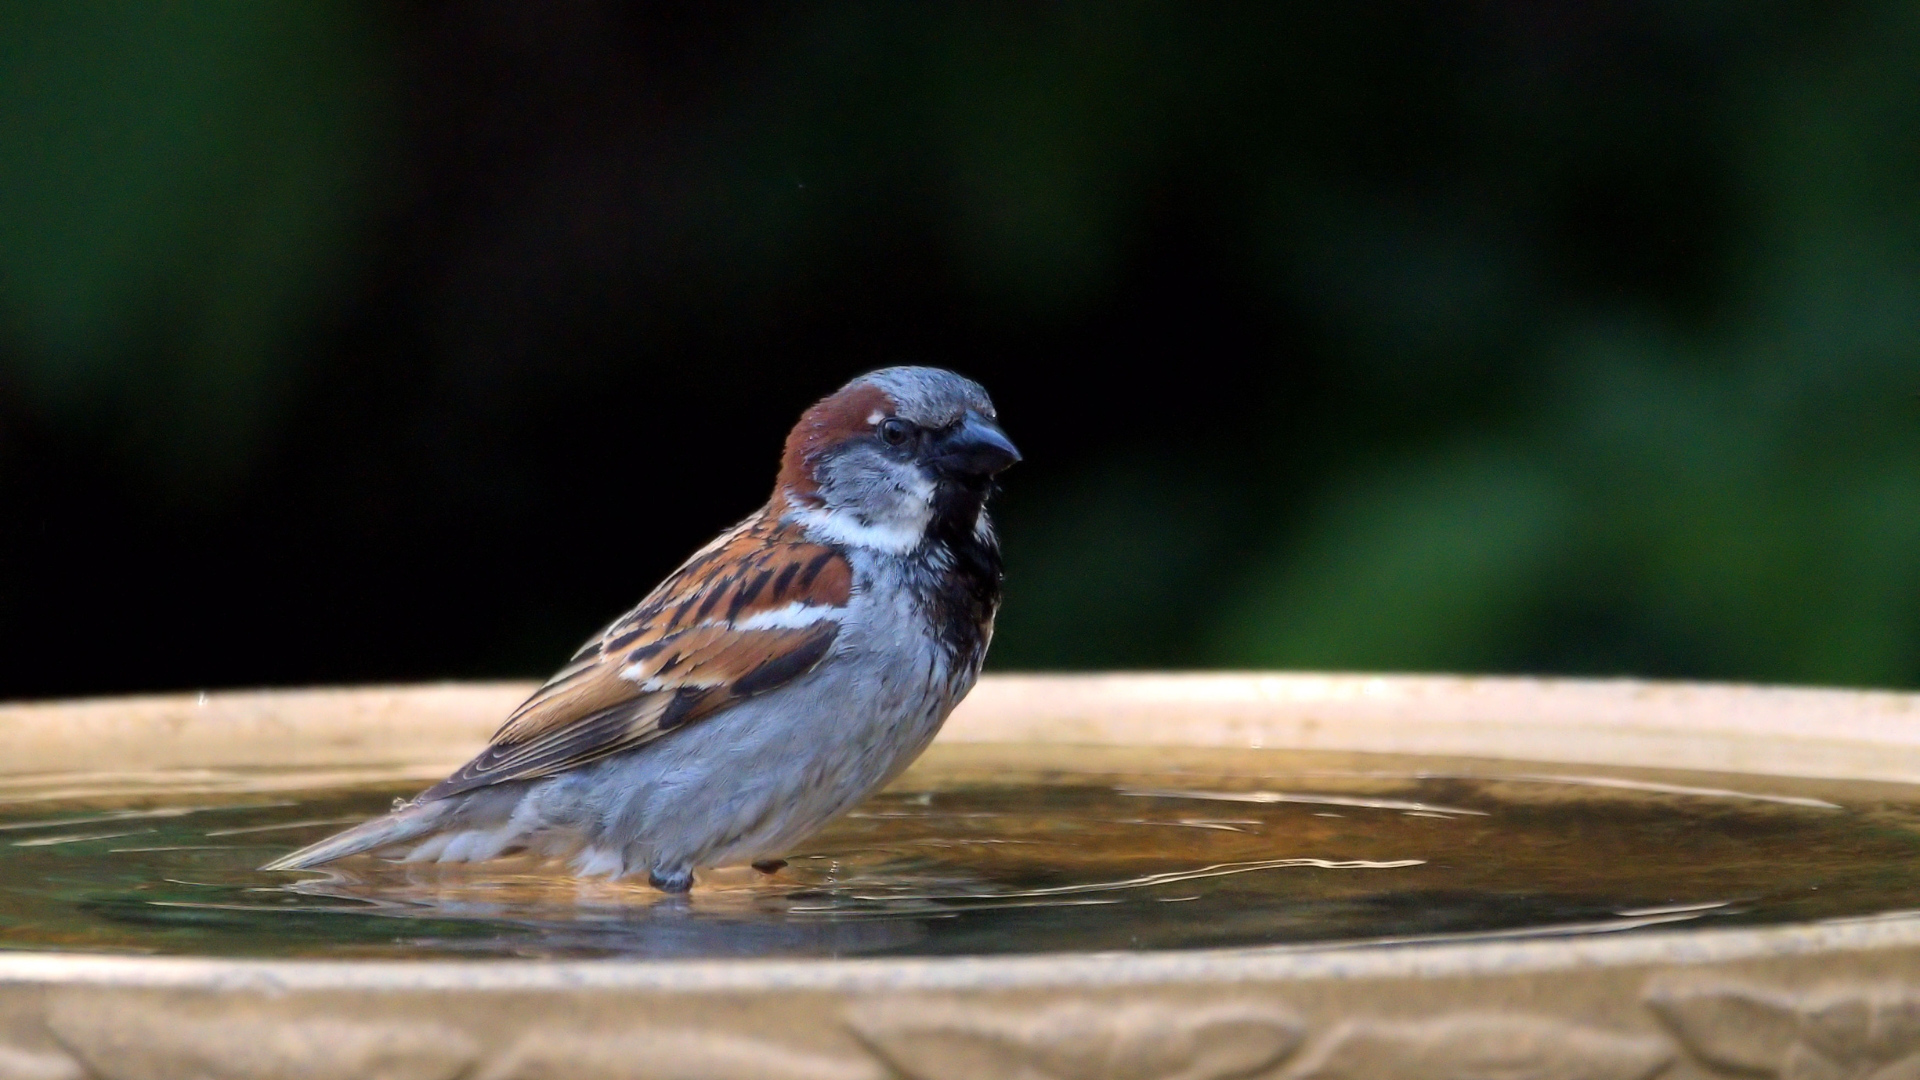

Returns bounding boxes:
[931,412,1021,479]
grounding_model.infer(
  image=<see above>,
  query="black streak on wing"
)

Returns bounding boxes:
[655,686,709,731]
[733,625,837,695]
[799,550,836,588]
[625,639,668,664]
[728,568,775,621]
[693,585,728,624]
[771,560,801,597]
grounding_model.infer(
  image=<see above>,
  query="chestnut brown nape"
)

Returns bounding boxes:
[774,382,894,505]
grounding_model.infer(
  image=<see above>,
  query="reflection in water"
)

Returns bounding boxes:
[284,865,931,958]
[2,743,1919,960]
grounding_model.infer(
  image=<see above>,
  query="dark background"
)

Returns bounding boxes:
[3,2,1917,701]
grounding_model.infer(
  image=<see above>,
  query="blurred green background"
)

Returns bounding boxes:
[2,2,1917,699]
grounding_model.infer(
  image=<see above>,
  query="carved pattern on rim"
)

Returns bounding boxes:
[847,998,1304,1080]
[1281,1014,1672,1080]
[1648,976,1920,1079]
[44,995,479,1080]
[23,972,1920,1079]
[472,1028,886,1080]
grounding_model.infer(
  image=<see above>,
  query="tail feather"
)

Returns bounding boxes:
[260,800,453,871]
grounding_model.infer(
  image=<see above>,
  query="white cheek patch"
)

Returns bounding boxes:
[799,446,937,553]
[789,503,926,554]
[899,467,937,505]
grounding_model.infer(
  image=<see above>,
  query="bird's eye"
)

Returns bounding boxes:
[877,417,914,446]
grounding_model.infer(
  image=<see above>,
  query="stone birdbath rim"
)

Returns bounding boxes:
[0,672,1916,993]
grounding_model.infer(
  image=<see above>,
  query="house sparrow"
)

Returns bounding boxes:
[265,367,1018,893]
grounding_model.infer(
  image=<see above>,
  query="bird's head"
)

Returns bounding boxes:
[775,367,1020,553]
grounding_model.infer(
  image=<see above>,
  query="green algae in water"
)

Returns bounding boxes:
[4,744,1920,959]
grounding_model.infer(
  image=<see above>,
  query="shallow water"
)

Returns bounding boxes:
[3,744,1920,959]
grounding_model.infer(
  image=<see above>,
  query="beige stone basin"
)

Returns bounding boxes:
[3,673,1920,1079]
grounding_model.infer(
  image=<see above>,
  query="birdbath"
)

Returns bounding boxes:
[2,673,1920,1079]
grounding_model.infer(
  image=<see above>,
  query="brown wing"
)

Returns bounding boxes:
[421,510,854,800]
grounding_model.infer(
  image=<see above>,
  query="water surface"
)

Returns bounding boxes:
[3,744,1918,959]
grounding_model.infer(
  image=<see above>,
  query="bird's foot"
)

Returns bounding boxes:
[751,859,787,875]
[647,868,694,894]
